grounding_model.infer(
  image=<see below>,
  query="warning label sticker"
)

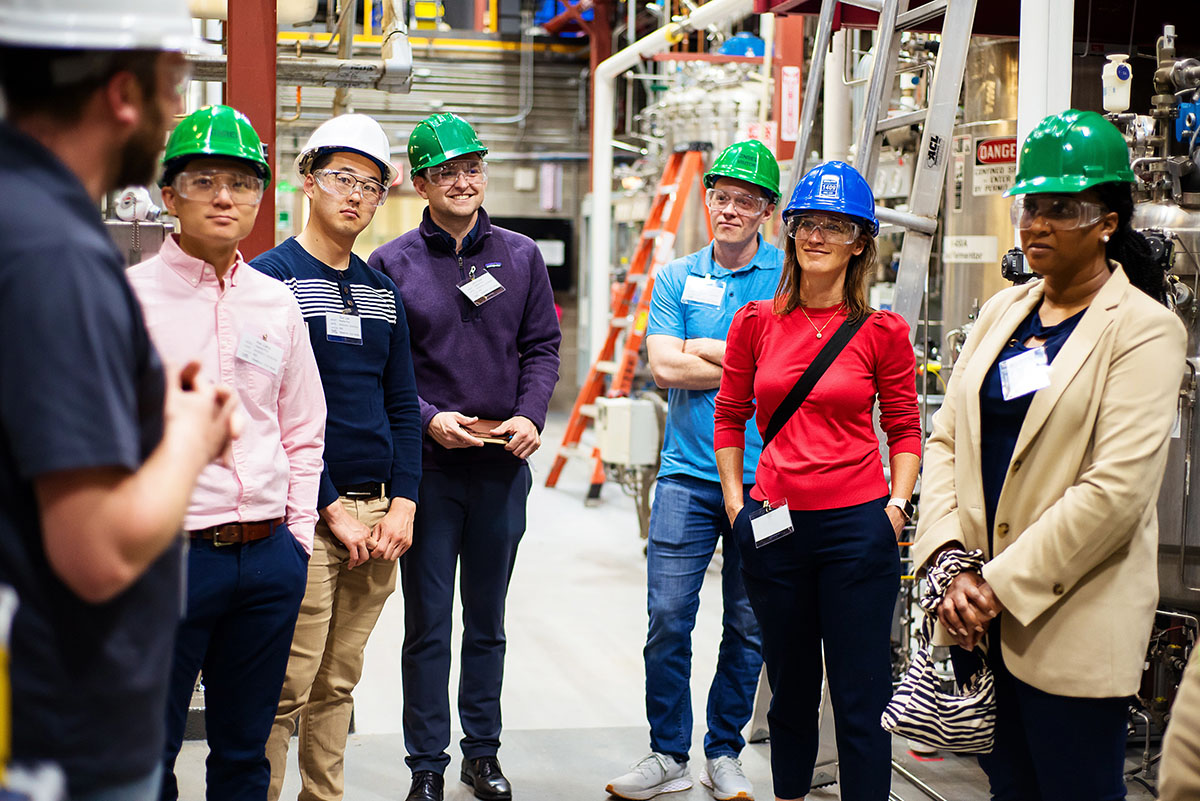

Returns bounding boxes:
[973,136,1018,196]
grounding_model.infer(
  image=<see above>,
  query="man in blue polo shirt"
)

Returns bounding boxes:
[252,113,422,801]
[606,141,782,801]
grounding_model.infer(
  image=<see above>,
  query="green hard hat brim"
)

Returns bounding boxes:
[411,146,488,178]
[1004,171,1134,197]
[161,154,272,189]
[703,170,780,203]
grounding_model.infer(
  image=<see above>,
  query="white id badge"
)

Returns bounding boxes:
[457,269,506,306]
[326,311,363,345]
[681,274,726,307]
[750,501,793,548]
[235,333,284,375]
[999,346,1052,401]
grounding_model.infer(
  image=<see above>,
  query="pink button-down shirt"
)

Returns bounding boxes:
[128,235,326,552]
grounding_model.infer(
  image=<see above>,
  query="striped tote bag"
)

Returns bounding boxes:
[880,548,996,753]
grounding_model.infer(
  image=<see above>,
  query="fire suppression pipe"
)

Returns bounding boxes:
[587,0,755,362]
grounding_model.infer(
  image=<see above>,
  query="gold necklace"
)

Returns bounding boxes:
[799,304,843,339]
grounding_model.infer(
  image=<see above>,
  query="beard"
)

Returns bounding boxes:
[112,93,167,189]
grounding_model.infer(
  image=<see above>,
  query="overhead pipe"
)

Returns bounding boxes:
[588,0,755,362]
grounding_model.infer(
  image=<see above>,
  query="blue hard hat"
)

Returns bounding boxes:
[782,160,879,236]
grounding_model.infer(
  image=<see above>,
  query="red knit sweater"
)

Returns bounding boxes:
[714,301,922,510]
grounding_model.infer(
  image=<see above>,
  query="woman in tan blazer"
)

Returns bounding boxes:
[913,110,1187,800]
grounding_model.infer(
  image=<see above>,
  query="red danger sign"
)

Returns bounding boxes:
[976,137,1017,165]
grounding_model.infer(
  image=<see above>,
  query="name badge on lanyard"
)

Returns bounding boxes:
[999,346,1052,401]
[458,264,506,307]
[681,274,726,307]
[326,311,363,345]
[750,500,793,548]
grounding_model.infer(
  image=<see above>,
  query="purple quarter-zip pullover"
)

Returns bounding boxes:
[369,208,561,469]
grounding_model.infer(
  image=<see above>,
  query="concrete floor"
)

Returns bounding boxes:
[174,414,1157,800]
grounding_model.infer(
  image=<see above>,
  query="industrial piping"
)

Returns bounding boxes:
[588,0,756,362]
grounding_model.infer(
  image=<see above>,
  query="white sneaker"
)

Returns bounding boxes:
[606,753,693,800]
[699,756,754,800]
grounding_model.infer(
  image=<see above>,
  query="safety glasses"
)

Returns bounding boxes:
[1009,195,1108,231]
[704,187,768,217]
[172,170,264,205]
[313,169,388,206]
[424,160,488,188]
[786,214,861,245]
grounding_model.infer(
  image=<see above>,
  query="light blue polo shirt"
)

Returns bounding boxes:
[646,235,783,484]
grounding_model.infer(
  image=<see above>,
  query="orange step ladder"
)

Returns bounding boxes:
[546,149,712,499]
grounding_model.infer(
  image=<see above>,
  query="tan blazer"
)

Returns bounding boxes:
[913,265,1187,697]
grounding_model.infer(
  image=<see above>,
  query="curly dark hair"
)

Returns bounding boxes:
[1092,181,1168,305]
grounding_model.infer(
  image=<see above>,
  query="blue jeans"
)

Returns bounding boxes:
[71,766,162,801]
[645,474,762,762]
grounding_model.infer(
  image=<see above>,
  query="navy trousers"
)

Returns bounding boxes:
[401,463,532,774]
[951,637,1130,801]
[733,497,900,801]
[161,524,308,801]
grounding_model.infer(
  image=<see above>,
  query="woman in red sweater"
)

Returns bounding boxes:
[714,160,921,801]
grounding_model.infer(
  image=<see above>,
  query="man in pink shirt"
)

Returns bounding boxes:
[127,105,326,801]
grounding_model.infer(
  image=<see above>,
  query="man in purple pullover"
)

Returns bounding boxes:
[369,113,560,801]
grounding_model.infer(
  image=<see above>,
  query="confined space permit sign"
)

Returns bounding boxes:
[973,136,1018,196]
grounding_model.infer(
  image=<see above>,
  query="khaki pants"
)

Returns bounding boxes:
[266,496,397,801]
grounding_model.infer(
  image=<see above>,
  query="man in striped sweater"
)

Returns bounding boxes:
[252,114,422,801]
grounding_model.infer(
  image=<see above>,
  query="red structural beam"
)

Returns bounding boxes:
[227,0,277,260]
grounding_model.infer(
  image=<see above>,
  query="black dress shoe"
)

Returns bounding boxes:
[460,756,513,800]
[405,770,444,801]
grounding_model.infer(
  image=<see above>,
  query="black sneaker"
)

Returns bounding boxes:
[406,770,444,801]
[460,756,513,801]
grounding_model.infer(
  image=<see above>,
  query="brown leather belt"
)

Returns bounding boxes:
[188,518,283,547]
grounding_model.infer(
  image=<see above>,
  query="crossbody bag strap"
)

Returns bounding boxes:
[761,312,872,449]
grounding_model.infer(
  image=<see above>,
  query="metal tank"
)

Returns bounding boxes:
[941,38,1020,362]
[1140,202,1200,611]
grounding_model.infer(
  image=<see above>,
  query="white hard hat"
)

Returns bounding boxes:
[0,0,198,52]
[295,114,398,187]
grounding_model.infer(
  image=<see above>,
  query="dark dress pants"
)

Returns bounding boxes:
[734,497,901,801]
[400,463,531,774]
[951,636,1130,801]
[161,524,308,801]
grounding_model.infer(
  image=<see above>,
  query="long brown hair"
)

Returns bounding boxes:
[773,232,877,319]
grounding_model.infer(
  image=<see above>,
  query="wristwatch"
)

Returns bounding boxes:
[887,497,915,521]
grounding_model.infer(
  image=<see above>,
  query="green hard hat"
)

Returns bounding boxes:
[704,140,781,202]
[407,112,488,178]
[1005,109,1134,197]
[161,105,272,188]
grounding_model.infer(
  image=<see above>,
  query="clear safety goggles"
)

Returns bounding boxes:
[786,214,861,245]
[704,187,769,217]
[172,170,264,205]
[424,160,488,188]
[313,169,388,206]
[1009,195,1108,231]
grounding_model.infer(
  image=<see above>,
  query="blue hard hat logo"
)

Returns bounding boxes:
[818,175,842,200]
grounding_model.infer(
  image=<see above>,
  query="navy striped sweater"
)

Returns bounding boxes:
[252,237,422,508]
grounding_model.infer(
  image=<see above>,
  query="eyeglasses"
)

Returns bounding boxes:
[787,214,861,245]
[704,187,768,217]
[1009,195,1108,230]
[172,170,264,205]
[423,160,488,188]
[313,169,388,206]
